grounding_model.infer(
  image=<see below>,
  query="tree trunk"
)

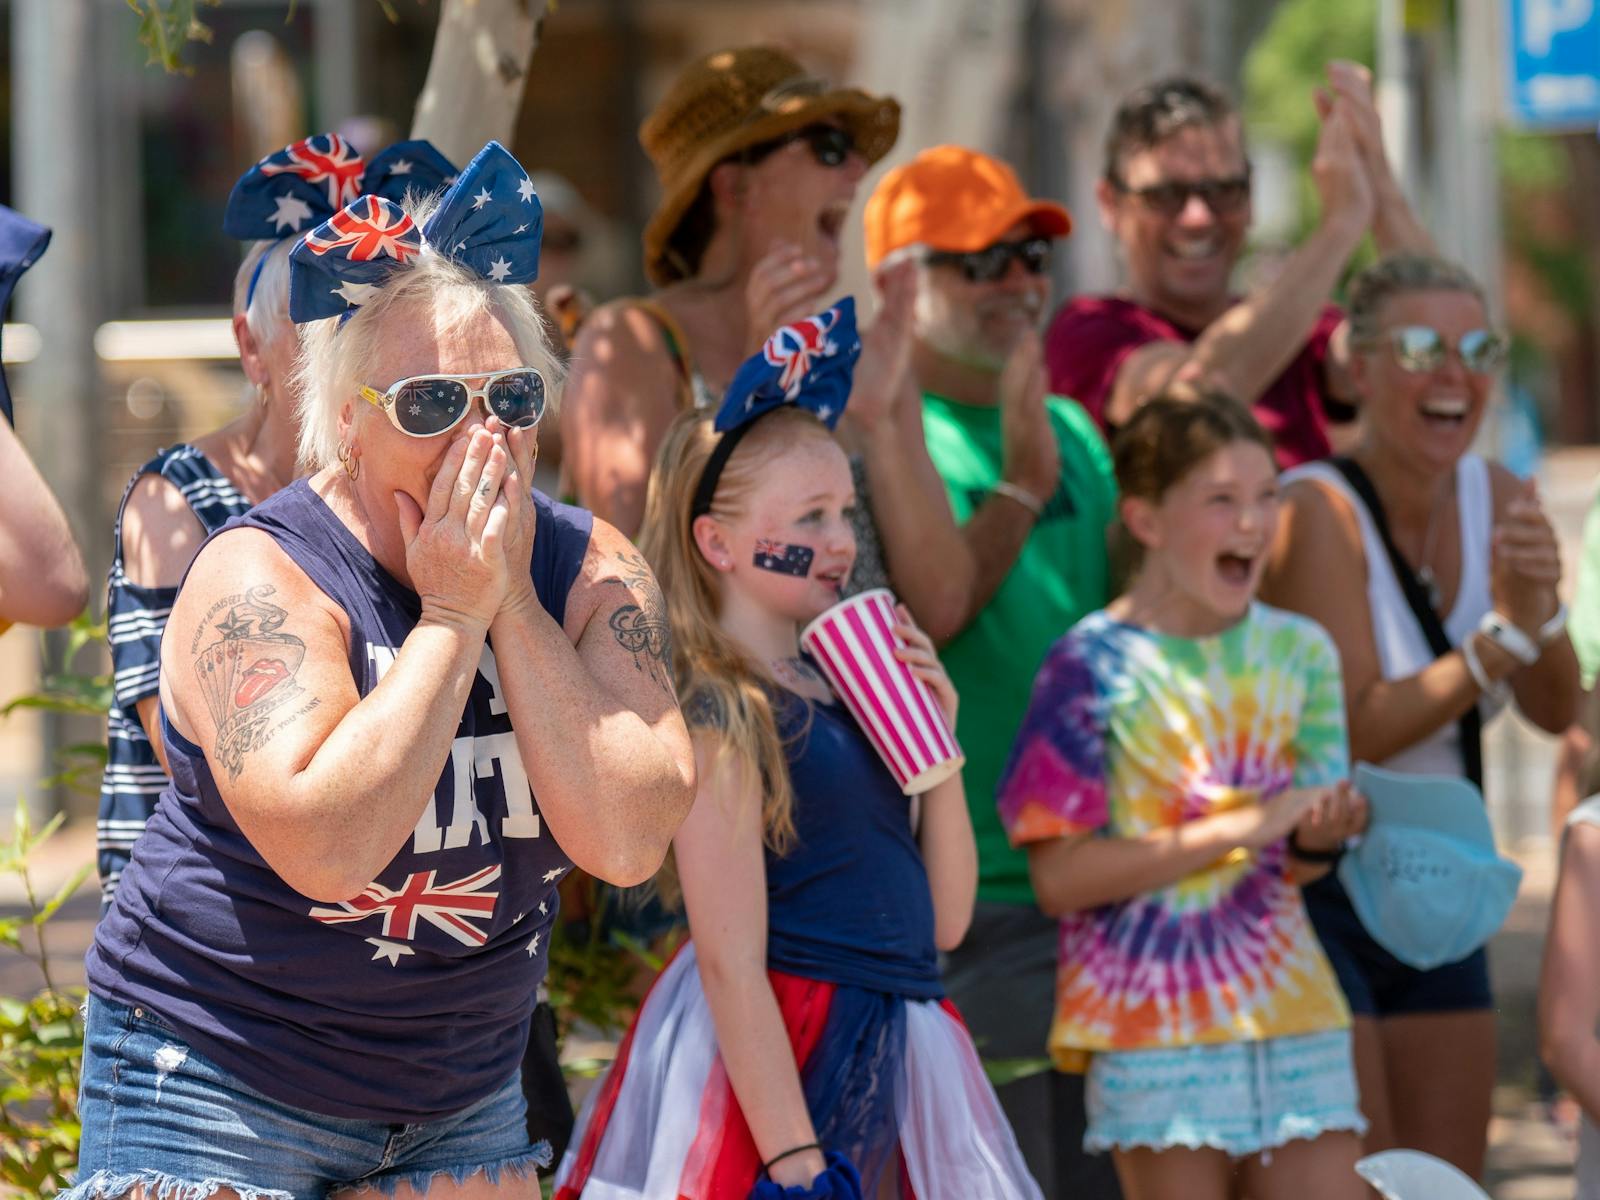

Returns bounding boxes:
[410,0,549,164]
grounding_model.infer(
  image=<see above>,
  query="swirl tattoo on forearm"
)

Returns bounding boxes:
[607,552,676,699]
[192,584,316,780]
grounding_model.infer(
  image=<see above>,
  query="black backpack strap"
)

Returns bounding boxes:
[1328,457,1483,790]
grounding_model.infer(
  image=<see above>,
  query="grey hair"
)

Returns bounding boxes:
[292,191,561,473]
[231,238,294,348]
[1348,253,1487,343]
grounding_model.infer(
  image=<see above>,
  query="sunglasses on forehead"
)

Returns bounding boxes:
[357,368,547,438]
[1109,172,1252,218]
[1364,325,1508,375]
[742,124,856,170]
[923,236,1053,283]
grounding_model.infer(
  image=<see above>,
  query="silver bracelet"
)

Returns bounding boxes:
[992,480,1044,518]
[1477,610,1540,667]
[1462,634,1510,702]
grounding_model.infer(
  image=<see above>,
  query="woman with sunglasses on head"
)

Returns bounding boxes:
[69,144,696,1200]
[1260,253,1580,1180]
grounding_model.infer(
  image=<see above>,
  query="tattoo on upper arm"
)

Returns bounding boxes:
[193,585,320,780]
[606,551,677,700]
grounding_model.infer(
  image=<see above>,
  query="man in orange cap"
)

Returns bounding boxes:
[1045,65,1432,468]
[863,145,1121,1200]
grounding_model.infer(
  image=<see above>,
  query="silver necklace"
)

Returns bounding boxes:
[1414,481,1452,611]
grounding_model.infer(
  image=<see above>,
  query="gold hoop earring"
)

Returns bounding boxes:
[336,441,360,482]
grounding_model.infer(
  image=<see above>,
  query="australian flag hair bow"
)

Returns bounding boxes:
[224,133,458,243]
[288,139,543,325]
[690,298,860,518]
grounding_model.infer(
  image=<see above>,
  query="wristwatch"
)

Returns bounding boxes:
[1477,610,1540,667]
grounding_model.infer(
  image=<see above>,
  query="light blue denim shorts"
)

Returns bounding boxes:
[66,995,549,1200]
[1084,1028,1367,1158]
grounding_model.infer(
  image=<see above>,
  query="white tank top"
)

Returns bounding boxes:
[1281,455,1501,777]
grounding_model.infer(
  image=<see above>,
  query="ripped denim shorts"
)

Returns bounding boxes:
[65,995,548,1200]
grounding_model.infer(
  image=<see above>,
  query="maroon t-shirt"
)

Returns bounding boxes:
[1043,295,1346,470]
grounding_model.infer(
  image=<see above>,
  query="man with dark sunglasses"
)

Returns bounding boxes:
[1046,63,1434,469]
[863,145,1122,1200]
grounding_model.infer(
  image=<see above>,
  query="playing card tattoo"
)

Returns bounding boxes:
[193,585,315,780]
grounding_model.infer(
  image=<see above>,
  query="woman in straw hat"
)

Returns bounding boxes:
[562,45,932,599]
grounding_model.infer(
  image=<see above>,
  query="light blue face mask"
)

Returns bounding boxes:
[1337,763,1522,971]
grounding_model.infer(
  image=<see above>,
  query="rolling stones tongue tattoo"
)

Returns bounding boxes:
[194,585,308,780]
[752,538,815,577]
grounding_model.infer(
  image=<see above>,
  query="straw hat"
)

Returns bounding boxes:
[640,46,901,286]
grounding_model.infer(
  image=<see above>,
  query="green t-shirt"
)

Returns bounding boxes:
[921,391,1117,906]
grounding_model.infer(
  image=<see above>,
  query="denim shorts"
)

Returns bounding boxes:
[1084,1029,1366,1158]
[1305,874,1493,1017]
[66,996,549,1200]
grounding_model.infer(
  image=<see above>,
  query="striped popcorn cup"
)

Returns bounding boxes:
[800,588,965,795]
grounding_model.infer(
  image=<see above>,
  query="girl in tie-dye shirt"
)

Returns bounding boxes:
[998,394,1370,1199]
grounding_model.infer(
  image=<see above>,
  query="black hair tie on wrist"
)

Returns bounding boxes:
[1288,828,1345,864]
[762,1141,824,1176]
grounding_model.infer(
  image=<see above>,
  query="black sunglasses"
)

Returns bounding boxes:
[924,236,1053,284]
[742,124,856,170]
[1110,172,1252,218]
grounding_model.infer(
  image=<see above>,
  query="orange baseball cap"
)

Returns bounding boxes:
[863,145,1071,268]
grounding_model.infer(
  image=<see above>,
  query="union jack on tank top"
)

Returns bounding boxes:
[88,478,593,1123]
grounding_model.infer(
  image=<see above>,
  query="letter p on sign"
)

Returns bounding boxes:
[1525,0,1594,55]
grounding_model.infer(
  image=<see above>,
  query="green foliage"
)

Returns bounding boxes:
[1243,0,1378,156]
[4,611,112,797]
[127,0,411,73]
[0,797,89,1195]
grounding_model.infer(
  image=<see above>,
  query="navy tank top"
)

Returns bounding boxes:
[88,479,594,1123]
[764,690,941,999]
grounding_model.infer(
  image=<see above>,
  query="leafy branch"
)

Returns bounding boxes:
[126,0,412,73]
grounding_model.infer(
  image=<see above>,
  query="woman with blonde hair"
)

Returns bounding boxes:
[556,302,1038,1199]
[69,143,694,1198]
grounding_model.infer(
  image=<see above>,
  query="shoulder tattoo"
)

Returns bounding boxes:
[606,551,676,699]
[192,584,319,780]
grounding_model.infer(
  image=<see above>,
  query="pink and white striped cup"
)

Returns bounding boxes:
[800,588,965,795]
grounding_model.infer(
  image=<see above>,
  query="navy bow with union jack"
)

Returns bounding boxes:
[714,298,859,434]
[690,299,860,518]
[224,133,457,243]
[288,140,543,324]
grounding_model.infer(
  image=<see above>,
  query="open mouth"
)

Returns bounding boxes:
[1167,237,1221,262]
[1215,551,1256,587]
[815,566,848,593]
[1419,397,1469,428]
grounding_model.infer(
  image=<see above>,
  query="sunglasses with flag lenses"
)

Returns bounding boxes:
[925,236,1053,284]
[1377,326,1508,375]
[1112,173,1252,218]
[358,368,547,438]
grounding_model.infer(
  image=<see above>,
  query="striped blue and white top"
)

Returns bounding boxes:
[100,445,250,904]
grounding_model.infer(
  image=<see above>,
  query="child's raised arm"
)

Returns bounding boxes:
[1539,817,1600,1125]
[677,731,827,1189]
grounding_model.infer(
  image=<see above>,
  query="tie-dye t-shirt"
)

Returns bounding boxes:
[997,603,1351,1068]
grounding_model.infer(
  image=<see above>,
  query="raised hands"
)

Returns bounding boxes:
[396,423,515,630]
[847,257,918,435]
[745,240,832,355]
[1492,479,1563,635]
[1309,74,1376,238]
[998,329,1061,507]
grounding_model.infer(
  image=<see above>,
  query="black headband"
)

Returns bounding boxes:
[689,419,758,520]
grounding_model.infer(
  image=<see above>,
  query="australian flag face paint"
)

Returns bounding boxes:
[752,538,815,578]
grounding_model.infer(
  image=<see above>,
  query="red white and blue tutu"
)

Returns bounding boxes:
[554,943,1042,1199]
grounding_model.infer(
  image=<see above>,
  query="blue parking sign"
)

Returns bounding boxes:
[1508,0,1600,126]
